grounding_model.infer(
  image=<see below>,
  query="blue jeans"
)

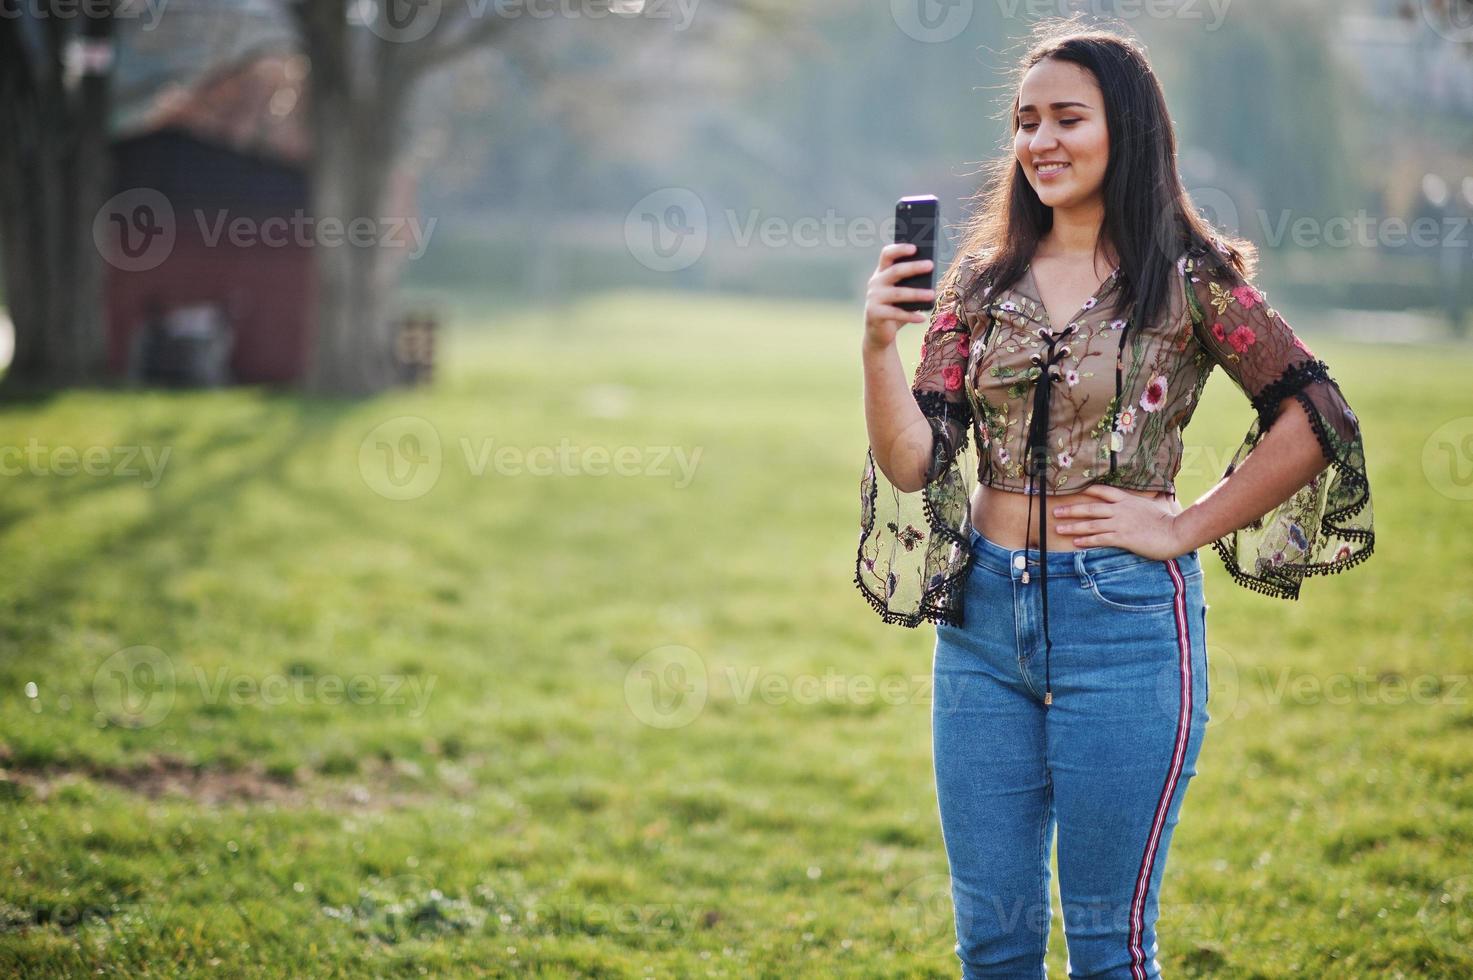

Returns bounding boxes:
[932,525,1211,979]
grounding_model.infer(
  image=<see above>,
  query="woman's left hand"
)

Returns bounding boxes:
[1054,484,1190,559]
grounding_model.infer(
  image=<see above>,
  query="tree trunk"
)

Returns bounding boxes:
[295,0,415,397]
[0,7,112,388]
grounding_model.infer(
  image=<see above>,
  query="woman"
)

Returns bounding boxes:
[855,21,1375,979]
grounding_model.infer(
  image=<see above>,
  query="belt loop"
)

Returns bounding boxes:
[1073,548,1091,587]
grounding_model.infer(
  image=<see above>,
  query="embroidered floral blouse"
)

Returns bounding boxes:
[855,239,1376,632]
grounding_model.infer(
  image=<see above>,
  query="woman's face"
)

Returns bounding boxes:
[1013,58,1110,212]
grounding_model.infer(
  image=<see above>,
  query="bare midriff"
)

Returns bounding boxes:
[970,481,1181,552]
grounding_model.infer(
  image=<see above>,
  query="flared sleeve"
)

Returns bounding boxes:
[1181,244,1375,598]
[855,255,986,627]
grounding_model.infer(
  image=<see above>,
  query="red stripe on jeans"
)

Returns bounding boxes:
[1128,558,1191,979]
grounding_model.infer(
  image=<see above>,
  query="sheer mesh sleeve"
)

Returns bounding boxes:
[1182,244,1375,598]
[855,255,986,627]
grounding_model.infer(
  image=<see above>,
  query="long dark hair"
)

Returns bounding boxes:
[952,16,1254,331]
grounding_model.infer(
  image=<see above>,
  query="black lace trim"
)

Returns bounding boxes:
[913,389,974,428]
[851,450,975,628]
[1210,383,1375,600]
[1249,359,1331,432]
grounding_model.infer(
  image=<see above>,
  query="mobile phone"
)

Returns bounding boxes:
[894,195,939,313]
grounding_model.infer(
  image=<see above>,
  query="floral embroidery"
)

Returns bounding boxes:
[1117,407,1136,432]
[1206,281,1234,316]
[887,521,926,551]
[942,364,963,391]
[1231,284,1263,308]
[1139,373,1168,412]
[1211,321,1228,343]
[1227,324,1257,353]
[1108,318,1127,330]
[1064,368,1079,386]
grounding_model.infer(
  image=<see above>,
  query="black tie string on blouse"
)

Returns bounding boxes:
[1021,276,1134,708]
[1022,322,1075,707]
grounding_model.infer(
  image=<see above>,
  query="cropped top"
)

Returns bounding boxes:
[855,239,1376,704]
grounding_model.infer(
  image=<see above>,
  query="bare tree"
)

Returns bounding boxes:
[289,0,789,396]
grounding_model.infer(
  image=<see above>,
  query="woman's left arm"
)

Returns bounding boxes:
[1168,393,1331,554]
[1060,245,1375,595]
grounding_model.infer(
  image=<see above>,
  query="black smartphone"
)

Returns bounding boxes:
[894,195,940,312]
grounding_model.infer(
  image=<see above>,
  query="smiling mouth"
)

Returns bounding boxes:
[1036,163,1070,174]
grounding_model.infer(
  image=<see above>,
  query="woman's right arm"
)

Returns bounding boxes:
[862,243,940,493]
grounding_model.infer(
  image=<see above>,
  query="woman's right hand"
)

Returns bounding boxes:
[863,243,936,352]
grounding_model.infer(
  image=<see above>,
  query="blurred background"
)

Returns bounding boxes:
[1,0,1472,976]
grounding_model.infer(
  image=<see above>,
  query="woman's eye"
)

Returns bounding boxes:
[1060,118,1081,126]
[1019,123,1037,131]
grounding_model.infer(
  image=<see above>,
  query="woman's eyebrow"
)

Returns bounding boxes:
[1017,101,1094,113]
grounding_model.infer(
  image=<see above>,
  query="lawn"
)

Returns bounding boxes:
[0,289,1470,977]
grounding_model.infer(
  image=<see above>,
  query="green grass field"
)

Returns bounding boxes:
[0,290,1470,977]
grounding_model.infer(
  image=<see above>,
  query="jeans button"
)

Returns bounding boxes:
[1013,555,1026,570]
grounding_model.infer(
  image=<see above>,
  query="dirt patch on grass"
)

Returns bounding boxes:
[0,750,481,810]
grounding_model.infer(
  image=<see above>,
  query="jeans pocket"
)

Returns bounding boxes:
[1084,561,1192,613]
